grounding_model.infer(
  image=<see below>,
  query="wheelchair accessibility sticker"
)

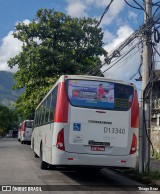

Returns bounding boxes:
[73,123,81,131]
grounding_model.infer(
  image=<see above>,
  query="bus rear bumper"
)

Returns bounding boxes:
[52,149,137,168]
[66,153,137,168]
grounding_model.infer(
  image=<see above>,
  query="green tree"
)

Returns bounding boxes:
[8,9,107,118]
[0,105,18,135]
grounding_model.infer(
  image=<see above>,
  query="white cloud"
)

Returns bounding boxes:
[0,19,32,73]
[104,25,134,53]
[128,11,138,23]
[66,0,126,26]
[85,0,112,8]
[15,19,31,26]
[66,0,87,17]
[99,0,126,26]
[0,31,22,72]
[23,19,31,25]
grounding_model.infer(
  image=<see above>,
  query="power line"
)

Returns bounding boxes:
[87,0,160,77]
[133,0,150,18]
[102,39,142,74]
[105,46,142,79]
[124,0,144,10]
[95,0,114,27]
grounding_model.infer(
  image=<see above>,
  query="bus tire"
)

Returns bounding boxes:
[49,164,56,170]
[34,152,39,158]
[40,143,48,170]
[32,139,39,158]
[21,141,23,144]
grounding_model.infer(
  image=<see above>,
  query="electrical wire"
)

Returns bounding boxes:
[102,39,142,74]
[124,0,143,10]
[88,3,160,76]
[95,0,114,27]
[101,6,160,73]
[105,45,142,79]
[153,4,160,17]
[72,0,115,75]
[133,0,150,18]
[152,43,160,57]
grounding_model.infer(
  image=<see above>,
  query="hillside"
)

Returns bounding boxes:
[0,71,23,107]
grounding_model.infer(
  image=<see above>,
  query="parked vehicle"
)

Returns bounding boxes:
[18,123,21,141]
[31,75,139,170]
[12,130,18,138]
[6,130,13,138]
[20,120,33,144]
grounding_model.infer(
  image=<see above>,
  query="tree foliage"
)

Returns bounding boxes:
[0,105,18,135]
[8,9,107,118]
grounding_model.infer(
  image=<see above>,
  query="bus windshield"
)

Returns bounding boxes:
[66,79,134,111]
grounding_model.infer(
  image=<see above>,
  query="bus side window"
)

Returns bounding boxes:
[36,109,40,126]
[39,106,43,126]
[34,111,38,127]
[45,95,51,123]
[42,100,47,124]
[50,87,58,122]
[41,101,46,125]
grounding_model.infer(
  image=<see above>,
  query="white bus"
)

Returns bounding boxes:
[31,75,139,170]
[20,120,33,144]
[18,123,22,141]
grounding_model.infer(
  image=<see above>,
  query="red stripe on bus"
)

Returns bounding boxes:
[54,82,69,123]
[131,90,139,128]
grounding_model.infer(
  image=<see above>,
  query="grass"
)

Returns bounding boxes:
[132,170,160,180]
[120,168,160,186]
[152,151,160,160]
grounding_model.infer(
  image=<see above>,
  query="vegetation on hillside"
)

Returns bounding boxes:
[0,105,18,135]
[0,71,23,107]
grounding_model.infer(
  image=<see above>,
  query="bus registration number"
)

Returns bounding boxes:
[91,146,105,151]
[104,127,126,134]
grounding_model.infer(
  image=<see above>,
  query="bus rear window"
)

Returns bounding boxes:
[66,79,134,111]
[25,121,33,128]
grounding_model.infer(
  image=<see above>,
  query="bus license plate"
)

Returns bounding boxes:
[91,146,105,151]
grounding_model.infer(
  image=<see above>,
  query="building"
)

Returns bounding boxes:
[151,70,160,154]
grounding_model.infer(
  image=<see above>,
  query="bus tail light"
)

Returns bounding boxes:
[129,133,137,155]
[131,90,139,128]
[54,82,69,123]
[56,129,65,151]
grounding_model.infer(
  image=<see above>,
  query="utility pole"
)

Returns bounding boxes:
[140,0,152,173]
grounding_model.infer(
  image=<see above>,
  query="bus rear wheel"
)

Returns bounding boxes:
[40,144,48,170]
[34,152,39,158]
[32,139,39,158]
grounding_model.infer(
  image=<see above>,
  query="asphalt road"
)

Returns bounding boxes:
[0,138,158,194]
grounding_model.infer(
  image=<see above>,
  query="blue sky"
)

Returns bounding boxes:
[0,0,143,40]
[0,0,157,92]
